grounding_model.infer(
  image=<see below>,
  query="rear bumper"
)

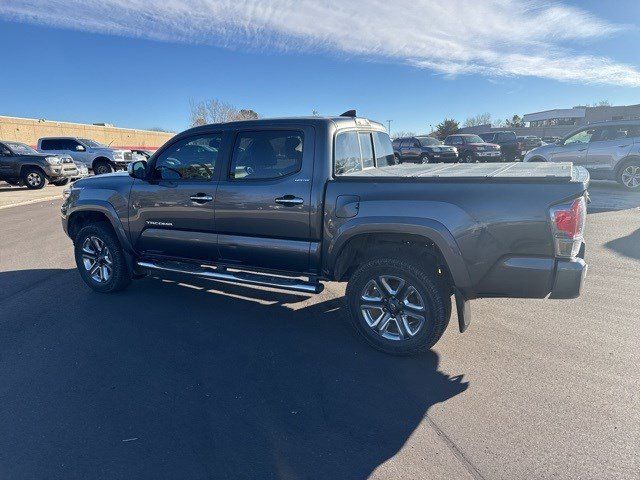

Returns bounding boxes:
[476,251,587,299]
[549,257,587,299]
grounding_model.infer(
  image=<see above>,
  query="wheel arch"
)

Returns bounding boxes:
[20,164,48,178]
[92,156,113,169]
[66,202,133,253]
[327,220,472,290]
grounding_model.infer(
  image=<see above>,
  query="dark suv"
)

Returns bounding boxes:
[0,140,81,189]
[443,134,501,162]
[392,136,458,163]
[479,131,522,161]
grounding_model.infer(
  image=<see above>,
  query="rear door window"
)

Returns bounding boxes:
[230,130,303,180]
[40,139,60,150]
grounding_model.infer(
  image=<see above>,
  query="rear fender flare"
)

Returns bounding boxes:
[326,217,472,288]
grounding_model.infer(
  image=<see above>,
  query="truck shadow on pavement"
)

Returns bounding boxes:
[0,269,468,480]
[604,227,640,261]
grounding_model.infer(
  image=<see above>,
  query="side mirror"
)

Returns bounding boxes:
[128,160,147,179]
[75,145,86,152]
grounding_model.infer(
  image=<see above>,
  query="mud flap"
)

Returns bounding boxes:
[453,287,471,333]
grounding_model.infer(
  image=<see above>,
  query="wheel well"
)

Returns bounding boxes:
[67,211,114,241]
[333,233,452,288]
[528,156,546,162]
[92,156,112,169]
[615,155,640,177]
[20,164,46,178]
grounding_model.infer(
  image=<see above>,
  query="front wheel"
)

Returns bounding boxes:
[346,257,451,355]
[93,160,114,175]
[463,153,475,163]
[52,178,70,186]
[22,168,48,189]
[420,154,430,164]
[74,222,132,293]
[618,160,640,191]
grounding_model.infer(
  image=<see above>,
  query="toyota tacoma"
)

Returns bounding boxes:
[61,113,589,355]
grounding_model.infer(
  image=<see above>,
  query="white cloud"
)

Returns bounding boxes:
[2,0,639,86]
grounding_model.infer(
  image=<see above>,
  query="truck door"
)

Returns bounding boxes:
[586,125,634,177]
[214,126,315,273]
[551,128,594,165]
[0,143,18,180]
[128,132,225,261]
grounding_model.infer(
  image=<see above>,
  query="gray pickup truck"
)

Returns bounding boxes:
[61,113,589,355]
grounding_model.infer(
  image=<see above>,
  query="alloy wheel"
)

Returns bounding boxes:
[26,172,42,187]
[621,165,640,189]
[81,236,113,283]
[360,275,427,341]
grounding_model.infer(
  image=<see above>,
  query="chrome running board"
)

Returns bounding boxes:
[137,260,323,294]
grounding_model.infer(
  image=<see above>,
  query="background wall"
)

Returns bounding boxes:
[0,116,174,150]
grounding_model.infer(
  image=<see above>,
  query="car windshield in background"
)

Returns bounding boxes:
[79,139,107,148]
[6,142,38,155]
[466,135,484,143]
[417,136,441,146]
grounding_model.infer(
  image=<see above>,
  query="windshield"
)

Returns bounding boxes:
[79,138,107,148]
[465,135,484,143]
[417,136,442,146]
[6,142,38,155]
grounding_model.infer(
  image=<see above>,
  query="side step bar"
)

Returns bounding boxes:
[137,260,323,294]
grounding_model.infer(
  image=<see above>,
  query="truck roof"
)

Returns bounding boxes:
[184,116,387,135]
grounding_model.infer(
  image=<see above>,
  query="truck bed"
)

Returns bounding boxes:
[343,162,588,184]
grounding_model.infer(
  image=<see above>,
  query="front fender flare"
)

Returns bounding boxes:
[67,199,133,254]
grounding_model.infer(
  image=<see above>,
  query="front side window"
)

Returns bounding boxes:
[373,132,395,166]
[154,134,221,181]
[564,129,594,145]
[464,135,484,144]
[230,130,303,180]
[417,136,441,147]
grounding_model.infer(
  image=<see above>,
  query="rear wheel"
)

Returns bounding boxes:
[93,160,114,175]
[346,257,451,356]
[74,222,132,293]
[22,168,48,189]
[618,160,640,191]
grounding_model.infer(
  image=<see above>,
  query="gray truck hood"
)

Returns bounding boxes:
[74,171,132,189]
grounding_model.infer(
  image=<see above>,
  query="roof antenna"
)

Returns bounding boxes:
[340,110,357,118]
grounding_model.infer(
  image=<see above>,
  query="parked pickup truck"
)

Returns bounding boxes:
[38,137,134,175]
[61,113,589,355]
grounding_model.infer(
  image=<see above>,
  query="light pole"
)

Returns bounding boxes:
[387,120,392,134]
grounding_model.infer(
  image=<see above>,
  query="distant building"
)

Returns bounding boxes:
[0,115,174,150]
[461,104,640,138]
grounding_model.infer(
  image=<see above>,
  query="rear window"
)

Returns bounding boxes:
[496,132,516,141]
[334,131,391,175]
[373,132,395,166]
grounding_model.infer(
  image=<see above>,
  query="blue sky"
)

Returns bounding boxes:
[1,0,639,135]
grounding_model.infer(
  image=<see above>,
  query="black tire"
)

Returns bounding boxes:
[394,154,402,165]
[93,160,114,175]
[463,153,475,163]
[74,222,132,293]
[419,154,430,164]
[52,178,70,186]
[346,257,451,356]
[617,159,640,191]
[22,167,48,189]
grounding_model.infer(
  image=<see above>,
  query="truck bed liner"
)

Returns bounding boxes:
[343,162,588,183]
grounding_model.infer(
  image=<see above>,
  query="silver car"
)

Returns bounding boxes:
[524,120,640,190]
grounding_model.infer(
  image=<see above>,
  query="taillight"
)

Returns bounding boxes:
[549,196,586,257]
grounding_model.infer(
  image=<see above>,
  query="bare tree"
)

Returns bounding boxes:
[464,113,492,128]
[392,130,417,139]
[189,98,260,126]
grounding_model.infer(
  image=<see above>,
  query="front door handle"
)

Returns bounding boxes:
[275,195,304,206]
[190,193,213,203]
[577,148,587,152]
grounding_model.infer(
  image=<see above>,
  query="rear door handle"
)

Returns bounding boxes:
[190,193,213,203]
[275,195,304,206]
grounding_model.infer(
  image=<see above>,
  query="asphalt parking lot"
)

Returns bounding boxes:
[0,181,638,479]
